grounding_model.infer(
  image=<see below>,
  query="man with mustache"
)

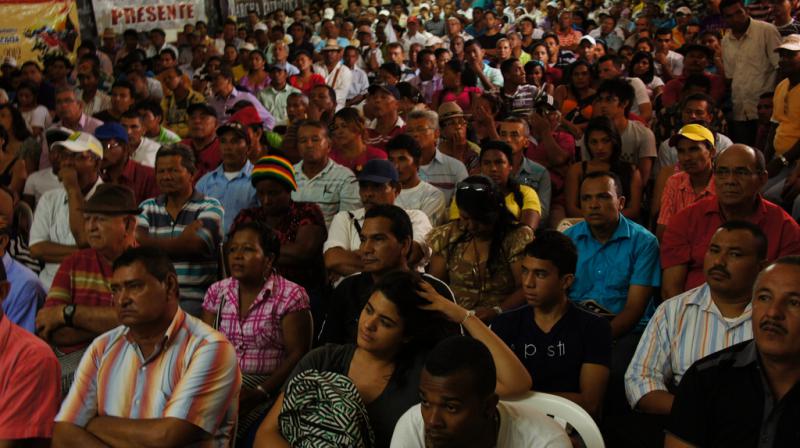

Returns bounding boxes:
[613,221,767,447]
[661,144,800,300]
[665,256,800,447]
[323,160,431,279]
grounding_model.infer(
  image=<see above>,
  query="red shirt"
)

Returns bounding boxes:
[329,145,387,176]
[104,159,160,205]
[661,73,727,109]
[526,130,576,191]
[661,196,800,290]
[0,315,61,439]
[180,137,222,182]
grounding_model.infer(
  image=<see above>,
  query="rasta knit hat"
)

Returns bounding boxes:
[251,155,297,191]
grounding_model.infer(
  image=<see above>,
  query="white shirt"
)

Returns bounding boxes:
[402,30,433,53]
[30,178,103,290]
[390,402,571,448]
[313,61,353,111]
[131,137,161,168]
[23,167,60,203]
[347,65,370,102]
[20,105,51,133]
[395,180,447,226]
[654,50,684,79]
[323,206,432,256]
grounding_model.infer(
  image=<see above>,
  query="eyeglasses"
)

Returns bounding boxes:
[713,167,757,178]
[457,182,490,193]
[443,119,467,128]
[406,127,435,134]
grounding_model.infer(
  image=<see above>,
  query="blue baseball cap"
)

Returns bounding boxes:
[94,122,129,144]
[357,159,399,184]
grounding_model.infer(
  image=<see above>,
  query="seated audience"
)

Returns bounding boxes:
[232,155,327,298]
[565,117,643,220]
[179,103,222,181]
[408,109,469,205]
[429,175,533,322]
[614,222,766,447]
[30,131,104,289]
[365,84,407,151]
[291,120,360,227]
[53,247,241,447]
[136,144,224,316]
[391,336,571,447]
[35,184,138,356]
[492,230,612,419]
[254,269,531,447]
[387,134,447,226]
[120,109,161,168]
[0,260,60,445]
[324,160,431,278]
[208,67,275,129]
[134,99,181,146]
[661,144,800,300]
[196,119,258,235]
[95,122,159,205]
[656,124,717,240]
[665,256,800,447]
[201,221,312,427]
[319,204,453,344]
[329,107,387,176]
[437,101,480,175]
[500,117,554,224]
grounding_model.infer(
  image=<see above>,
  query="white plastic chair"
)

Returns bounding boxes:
[504,392,605,448]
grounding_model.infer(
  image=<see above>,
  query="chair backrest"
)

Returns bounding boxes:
[503,392,605,448]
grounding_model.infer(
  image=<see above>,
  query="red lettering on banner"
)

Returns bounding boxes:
[111,9,122,25]
[109,3,199,25]
[168,5,177,20]
[186,4,194,18]
[124,7,135,23]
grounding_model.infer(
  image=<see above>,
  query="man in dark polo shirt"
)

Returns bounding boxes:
[665,256,800,448]
[318,204,453,344]
[491,230,612,419]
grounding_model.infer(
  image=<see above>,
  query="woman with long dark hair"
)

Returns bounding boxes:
[0,104,33,192]
[434,59,481,110]
[564,116,642,219]
[239,50,271,94]
[329,107,387,175]
[430,175,533,322]
[554,60,596,137]
[253,270,532,447]
[628,51,664,100]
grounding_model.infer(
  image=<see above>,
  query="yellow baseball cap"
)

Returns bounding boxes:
[669,123,715,148]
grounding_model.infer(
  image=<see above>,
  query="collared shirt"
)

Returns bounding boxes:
[480,62,504,90]
[346,65,370,102]
[137,191,223,303]
[625,284,753,408]
[661,196,800,291]
[366,115,406,151]
[0,314,60,440]
[56,309,241,447]
[772,77,800,154]
[195,161,258,234]
[23,167,61,203]
[657,170,716,226]
[662,73,727,108]
[30,178,104,290]
[105,159,159,205]
[419,149,469,205]
[201,274,310,375]
[257,84,301,126]
[180,137,222,181]
[516,157,552,221]
[409,73,443,105]
[77,89,111,117]
[564,215,661,325]
[323,207,432,254]
[162,89,206,138]
[43,248,114,353]
[155,126,181,146]
[312,61,352,111]
[0,253,45,333]
[129,137,161,168]
[722,19,781,121]
[667,340,800,447]
[209,88,275,130]
[273,61,300,77]
[501,84,542,116]
[292,159,361,227]
[401,30,433,53]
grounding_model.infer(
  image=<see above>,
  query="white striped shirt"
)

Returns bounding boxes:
[624,284,753,408]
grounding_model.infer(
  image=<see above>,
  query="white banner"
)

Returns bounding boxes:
[91,0,207,33]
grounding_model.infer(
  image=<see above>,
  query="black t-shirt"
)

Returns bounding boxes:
[287,343,426,448]
[667,340,800,448]
[477,32,506,51]
[318,272,456,345]
[490,302,612,393]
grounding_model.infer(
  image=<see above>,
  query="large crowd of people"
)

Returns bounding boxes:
[2,0,800,446]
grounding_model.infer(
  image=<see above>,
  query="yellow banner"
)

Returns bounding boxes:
[0,0,80,64]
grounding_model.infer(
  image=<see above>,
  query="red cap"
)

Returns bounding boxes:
[228,105,262,127]
[407,16,419,24]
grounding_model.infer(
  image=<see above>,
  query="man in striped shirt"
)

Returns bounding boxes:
[616,221,767,446]
[136,144,224,317]
[53,246,241,447]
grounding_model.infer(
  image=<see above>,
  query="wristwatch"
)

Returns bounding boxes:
[492,306,504,316]
[63,304,76,327]
[779,155,790,167]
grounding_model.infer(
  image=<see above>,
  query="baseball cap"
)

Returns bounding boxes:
[358,159,399,184]
[216,121,250,144]
[676,6,692,15]
[669,123,715,148]
[368,84,401,99]
[579,35,597,46]
[187,103,218,118]
[52,131,103,159]
[94,122,129,144]
[776,34,800,52]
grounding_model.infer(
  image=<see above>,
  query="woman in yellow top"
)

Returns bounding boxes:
[449,140,541,229]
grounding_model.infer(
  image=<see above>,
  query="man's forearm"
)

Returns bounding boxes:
[53,422,108,448]
[137,234,208,258]
[323,247,363,277]
[73,305,119,334]
[50,327,97,346]
[29,242,78,263]
[636,390,675,415]
[86,416,205,448]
